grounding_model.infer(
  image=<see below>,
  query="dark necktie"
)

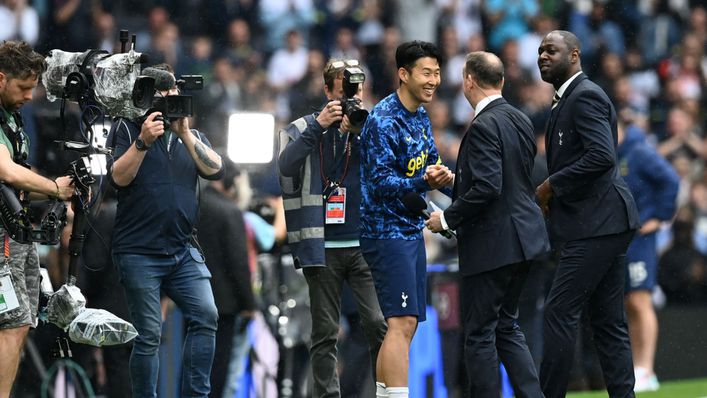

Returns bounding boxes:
[552,93,561,109]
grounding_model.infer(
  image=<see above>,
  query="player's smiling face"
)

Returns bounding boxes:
[402,57,440,106]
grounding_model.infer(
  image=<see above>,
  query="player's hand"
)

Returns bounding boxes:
[316,100,343,129]
[536,179,553,216]
[425,164,453,189]
[140,111,165,145]
[425,211,444,233]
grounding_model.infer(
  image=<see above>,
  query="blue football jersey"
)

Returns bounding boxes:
[359,92,442,239]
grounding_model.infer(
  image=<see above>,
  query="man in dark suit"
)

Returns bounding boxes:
[535,30,640,398]
[197,156,256,398]
[426,51,549,398]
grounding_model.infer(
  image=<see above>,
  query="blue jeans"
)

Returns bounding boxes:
[113,246,218,398]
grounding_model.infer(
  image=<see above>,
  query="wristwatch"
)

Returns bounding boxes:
[135,138,150,151]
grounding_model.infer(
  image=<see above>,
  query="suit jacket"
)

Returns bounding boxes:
[197,186,256,315]
[545,73,639,243]
[444,98,550,276]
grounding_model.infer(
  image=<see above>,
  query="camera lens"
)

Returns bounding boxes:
[348,108,369,128]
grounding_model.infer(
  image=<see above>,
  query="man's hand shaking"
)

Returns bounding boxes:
[424,164,454,189]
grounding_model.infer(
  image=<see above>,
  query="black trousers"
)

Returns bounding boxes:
[540,231,636,398]
[460,261,543,398]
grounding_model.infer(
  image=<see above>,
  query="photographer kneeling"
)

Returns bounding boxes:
[109,63,223,398]
[278,58,387,398]
[0,41,76,398]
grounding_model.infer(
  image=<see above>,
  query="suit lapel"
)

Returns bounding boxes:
[546,74,587,152]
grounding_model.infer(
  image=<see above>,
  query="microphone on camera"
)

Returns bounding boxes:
[141,67,175,91]
[402,192,455,239]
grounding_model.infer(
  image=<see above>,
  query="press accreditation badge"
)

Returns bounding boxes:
[325,187,346,224]
[0,269,20,315]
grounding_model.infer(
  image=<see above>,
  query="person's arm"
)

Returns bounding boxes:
[0,145,73,200]
[547,90,617,198]
[110,112,164,187]
[278,120,322,177]
[279,102,343,177]
[361,117,430,199]
[53,0,81,24]
[171,118,223,179]
[265,195,287,244]
[443,123,502,230]
[641,147,680,223]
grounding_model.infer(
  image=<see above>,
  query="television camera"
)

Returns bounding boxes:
[22,30,167,346]
[132,70,204,129]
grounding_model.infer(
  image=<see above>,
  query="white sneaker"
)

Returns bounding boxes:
[634,367,660,392]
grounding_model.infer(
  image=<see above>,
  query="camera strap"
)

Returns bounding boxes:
[3,233,8,266]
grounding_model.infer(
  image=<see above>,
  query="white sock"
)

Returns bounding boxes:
[376,382,388,397]
[386,386,409,398]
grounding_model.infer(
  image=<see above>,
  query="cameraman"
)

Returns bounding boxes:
[278,58,387,398]
[0,40,75,397]
[109,63,223,398]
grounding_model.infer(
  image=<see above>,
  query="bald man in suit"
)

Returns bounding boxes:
[535,30,639,398]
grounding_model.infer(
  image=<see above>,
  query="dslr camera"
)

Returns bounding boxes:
[338,62,368,129]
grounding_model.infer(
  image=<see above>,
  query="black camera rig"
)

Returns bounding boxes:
[0,184,66,245]
[0,144,97,245]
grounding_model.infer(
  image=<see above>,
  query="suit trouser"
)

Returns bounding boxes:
[460,261,544,398]
[303,247,387,398]
[540,231,636,398]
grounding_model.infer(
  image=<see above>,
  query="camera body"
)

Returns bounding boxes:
[339,67,369,129]
[133,72,203,127]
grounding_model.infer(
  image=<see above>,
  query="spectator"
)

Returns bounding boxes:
[637,0,683,67]
[658,207,707,304]
[657,106,704,162]
[569,0,625,72]
[267,29,309,92]
[222,18,262,73]
[0,0,39,45]
[435,0,483,49]
[259,0,316,53]
[483,0,538,51]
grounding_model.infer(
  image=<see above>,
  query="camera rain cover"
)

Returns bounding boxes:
[43,49,145,118]
[93,51,144,118]
[46,282,86,330]
[69,308,138,346]
[43,50,89,102]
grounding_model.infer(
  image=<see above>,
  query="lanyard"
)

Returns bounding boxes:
[319,132,352,188]
[3,234,9,268]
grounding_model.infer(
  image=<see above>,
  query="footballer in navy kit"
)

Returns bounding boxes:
[359,40,452,398]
